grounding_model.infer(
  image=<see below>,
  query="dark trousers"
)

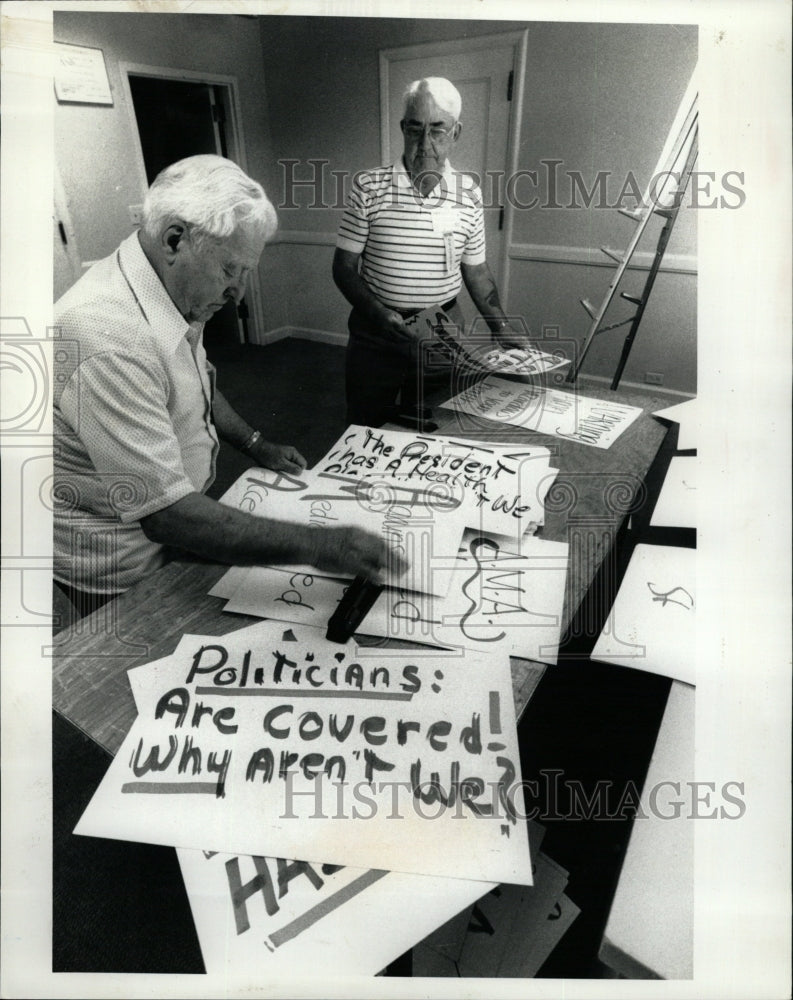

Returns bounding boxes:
[54,578,117,623]
[344,302,461,427]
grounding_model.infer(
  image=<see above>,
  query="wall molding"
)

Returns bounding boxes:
[273,230,337,247]
[581,373,696,399]
[268,233,697,276]
[508,242,697,275]
[256,325,348,348]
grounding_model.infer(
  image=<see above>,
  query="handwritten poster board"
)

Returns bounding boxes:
[75,621,533,884]
[591,544,696,684]
[404,306,571,377]
[54,43,113,105]
[176,847,493,977]
[315,425,558,539]
[444,376,643,449]
[222,531,569,665]
[217,462,465,596]
[124,652,503,978]
[478,346,571,377]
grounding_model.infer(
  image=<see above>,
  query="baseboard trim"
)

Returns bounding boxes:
[255,326,348,348]
[580,373,696,398]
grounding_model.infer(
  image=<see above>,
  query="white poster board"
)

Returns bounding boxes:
[75,621,534,885]
[650,456,697,528]
[445,377,643,449]
[176,847,493,977]
[222,532,569,665]
[591,544,696,684]
[314,425,557,540]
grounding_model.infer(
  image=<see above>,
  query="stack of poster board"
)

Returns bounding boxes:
[211,425,569,664]
[72,620,578,977]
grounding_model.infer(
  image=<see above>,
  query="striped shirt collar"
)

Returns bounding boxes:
[394,155,455,190]
[117,231,196,354]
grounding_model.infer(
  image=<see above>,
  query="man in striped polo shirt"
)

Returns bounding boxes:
[333,76,527,427]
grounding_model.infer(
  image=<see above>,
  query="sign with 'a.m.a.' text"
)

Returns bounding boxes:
[75,621,533,885]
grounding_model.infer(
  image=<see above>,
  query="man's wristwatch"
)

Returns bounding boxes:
[241,429,261,456]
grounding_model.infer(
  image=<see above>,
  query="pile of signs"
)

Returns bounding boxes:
[211,425,569,664]
[414,821,580,978]
[72,425,581,977]
[75,620,536,976]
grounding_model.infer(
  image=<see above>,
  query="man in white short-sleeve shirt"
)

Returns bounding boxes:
[54,155,401,612]
[333,76,528,426]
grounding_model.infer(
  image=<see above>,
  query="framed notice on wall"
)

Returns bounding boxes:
[54,43,113,105]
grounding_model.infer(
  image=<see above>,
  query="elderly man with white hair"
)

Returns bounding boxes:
[54,154,398,617]
[333,76,527,427]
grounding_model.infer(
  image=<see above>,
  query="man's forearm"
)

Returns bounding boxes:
[212,390,255,449]
[332,250,388,323]
[139,491,399,582]
[461,261,509,332]
[141,491,317,567]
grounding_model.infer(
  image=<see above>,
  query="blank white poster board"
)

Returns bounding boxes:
[650,455,697,527]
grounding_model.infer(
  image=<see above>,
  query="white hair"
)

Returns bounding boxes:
[403,77,462,121]
[142,154,277,246]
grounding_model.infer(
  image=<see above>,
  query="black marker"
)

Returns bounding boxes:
[326,575,385,644]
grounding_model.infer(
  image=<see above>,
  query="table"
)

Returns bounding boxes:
[51,375,684,976]
[53,376,677,751]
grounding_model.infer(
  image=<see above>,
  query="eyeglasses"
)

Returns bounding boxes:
[401,121,456,141]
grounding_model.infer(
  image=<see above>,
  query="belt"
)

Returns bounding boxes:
[395,297,457,319]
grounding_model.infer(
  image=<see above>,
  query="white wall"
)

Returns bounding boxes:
[53,11,288,331]
[259,15,698,392]
[54,13,698,392]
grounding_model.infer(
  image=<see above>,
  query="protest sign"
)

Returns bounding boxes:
[75,621,533,884]
[401,306,570,377]
[222,531,568,665]
[591,544,696,684]
[445,377,643,449]
[316,424,557,540]
[217,463,464,596]
[176,847,493,977]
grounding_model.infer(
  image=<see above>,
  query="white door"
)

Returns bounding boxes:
[380,34,525,322]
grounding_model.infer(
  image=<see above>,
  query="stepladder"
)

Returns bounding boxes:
[566,67,698,389]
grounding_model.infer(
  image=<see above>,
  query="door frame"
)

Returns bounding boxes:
[378,30,529,306]
[54,162,82,298]
[118,62,265,343]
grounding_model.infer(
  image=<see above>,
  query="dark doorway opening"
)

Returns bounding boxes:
[127,74,247,361]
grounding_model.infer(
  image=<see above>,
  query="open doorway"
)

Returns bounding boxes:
[122,67,257,360]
